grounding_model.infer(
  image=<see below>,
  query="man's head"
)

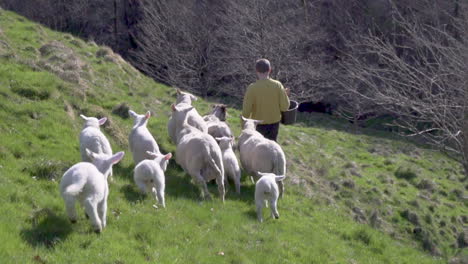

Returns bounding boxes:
[255,59,271,74]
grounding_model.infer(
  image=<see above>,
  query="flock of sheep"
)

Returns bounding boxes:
[59,89,287,233]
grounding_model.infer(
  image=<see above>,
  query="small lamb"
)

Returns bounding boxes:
[134,151,172,208]
[255,172,285,222]
[129,110,160,165]
[216,136,241,194]
[79,114,113,179]
[204,105,233,140]
[60,149,125,233]
[175,88,197,105]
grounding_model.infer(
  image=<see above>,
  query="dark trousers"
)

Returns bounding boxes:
[256,122,280,141]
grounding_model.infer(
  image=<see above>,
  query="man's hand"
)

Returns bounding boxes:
[285,87,290,96]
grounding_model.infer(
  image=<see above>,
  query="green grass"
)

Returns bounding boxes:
[0,9,466,263]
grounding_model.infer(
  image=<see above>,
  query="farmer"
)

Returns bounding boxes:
[242,58,290,141]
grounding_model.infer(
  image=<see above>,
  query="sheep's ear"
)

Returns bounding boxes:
[128,110,137,117]
[85,148,95,160]
[176,88,181,95]
[98,117,107,125]
[190,94,197,101]
[164,153,172,160]
[146,151,158,159]
[240,115,247,122]
[110,151,125,164]
[145,111,151,119]
[80,114,88,120]
[255,120,264,124]
[257,171,268,177]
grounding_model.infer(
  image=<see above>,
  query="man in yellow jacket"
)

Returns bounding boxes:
[242,59,290,141]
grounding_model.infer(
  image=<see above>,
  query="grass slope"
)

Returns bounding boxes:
[0,9,466,263]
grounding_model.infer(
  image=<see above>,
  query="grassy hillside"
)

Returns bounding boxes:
[0,9,466,263]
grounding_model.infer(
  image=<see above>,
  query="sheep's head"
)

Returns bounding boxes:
[146,151,172,171]
[129,110,151,127]
[211,104,227,121]
[80,114,107,128]
[86,149,125,178]
[215,136,234,150]
[176,88,197,105]
[240,115,263,130]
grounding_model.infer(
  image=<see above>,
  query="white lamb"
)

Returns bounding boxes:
[128,110,160,165]
[238,116,286,198]
[169,103,207,145]
[168,88,199,143]
[133,151,172,208]
[60,149,125,233]
[175,88,197,105]
[216,136,241,194]
[79,114,113,179]
[204,104,233,140]
[203,104,227,122]
[174,105,225,201]
[255,172,286,222]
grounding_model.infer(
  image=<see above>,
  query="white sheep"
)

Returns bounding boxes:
[134,151,172,208]
[238,116,286,198]
[204,104,233,140]
[255,172,285,222]
[60,149,125,233]
[176,88,197,105]
[128,110,160,165]
[168,89,199,143]
[79,114,113,180]
[203,104,227,122]
[216,136,241,194]
[169,103,207,145]
[174,106,225,201]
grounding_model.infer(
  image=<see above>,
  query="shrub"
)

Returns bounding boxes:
[395,166,418,181]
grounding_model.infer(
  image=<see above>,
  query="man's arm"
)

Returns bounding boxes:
[242,86,253,118]
[279,84,290,112]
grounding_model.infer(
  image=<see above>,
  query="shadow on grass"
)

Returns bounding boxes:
[244,208,258,221]
[21,208,72,249]
[120,184,145,203]
[113,163,134,183]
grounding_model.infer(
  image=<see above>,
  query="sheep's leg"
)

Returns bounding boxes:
[270,197,279,219]
[277,181,284,199]
[256,201,264,222]
[195,173,211,200]
[215,176,225,203]
[250,176,255,184]
[234,175,241,195]
[108,167,114,183]
[156,187,166,208]
[98,199,107,229]
[64,195,78,223]
[84,199,102,233]
[151,186,159,203]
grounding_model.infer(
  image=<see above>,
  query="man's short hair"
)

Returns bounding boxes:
[255,59,271,73]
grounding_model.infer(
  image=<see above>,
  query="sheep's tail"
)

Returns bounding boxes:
[63,179,86,196]
[274,148,286,178]
[205,147,224,181]
[275,175,286,181]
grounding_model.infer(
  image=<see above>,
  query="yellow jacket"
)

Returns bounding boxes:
[242,78,290,124]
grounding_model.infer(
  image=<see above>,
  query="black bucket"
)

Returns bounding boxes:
[281,100,298,125]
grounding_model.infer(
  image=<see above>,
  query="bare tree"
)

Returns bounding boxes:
[337,0,468,172]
